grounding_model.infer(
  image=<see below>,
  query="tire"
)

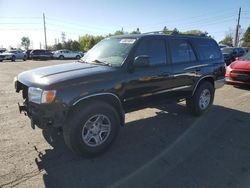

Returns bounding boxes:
[186,81,214,116]
[23,55,27,61]
[59,55,64,60]
[63,101,120,157]
[76,55,80,59]
[11,56,16,62]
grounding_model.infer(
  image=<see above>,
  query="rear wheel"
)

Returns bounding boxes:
[186,81,214,116]
[59,55,64,60]
[63,101,120,157]
[23,55,27,61]
[76,55,80,59]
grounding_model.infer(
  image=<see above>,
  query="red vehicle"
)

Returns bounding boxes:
[226,52,250,85]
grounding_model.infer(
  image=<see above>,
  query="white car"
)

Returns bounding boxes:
[53,50,81,60]
[0,50,27,62]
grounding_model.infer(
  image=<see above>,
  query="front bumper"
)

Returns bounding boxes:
[214,78,225,89]
[15,80,67,129]
[225,76,250,86]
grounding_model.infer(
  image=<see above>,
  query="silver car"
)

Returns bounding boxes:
[0,50,27,62]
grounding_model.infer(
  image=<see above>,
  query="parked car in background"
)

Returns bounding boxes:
[25,50,33,60]
[53,49,81,60]
[0,50,27,62]
[78,51,85,57]
[226,52,250,86]
[243,47,249,53]
[221,47,246,65]
[219,44,229,49]
[30,50,53,60]
[0,48,7,53]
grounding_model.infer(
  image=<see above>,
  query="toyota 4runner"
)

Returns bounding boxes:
[15,33,225,157]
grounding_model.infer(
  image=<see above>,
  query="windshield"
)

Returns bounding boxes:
[221,48,233,54]
[81,37,136,66]
[241,52,250,61]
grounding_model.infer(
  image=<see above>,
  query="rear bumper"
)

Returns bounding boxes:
[215,78,225,89]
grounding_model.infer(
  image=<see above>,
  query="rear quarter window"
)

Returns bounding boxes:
[192,39,221,61]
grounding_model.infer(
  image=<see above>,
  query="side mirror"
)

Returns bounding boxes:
[235,57,240,60]
[134,55,150,67]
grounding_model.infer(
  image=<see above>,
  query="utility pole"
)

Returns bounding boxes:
[234,7,241,47]
[43,13,47,50]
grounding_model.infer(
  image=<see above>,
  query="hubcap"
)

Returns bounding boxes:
[199,89,211,110]
[82,114,111,147]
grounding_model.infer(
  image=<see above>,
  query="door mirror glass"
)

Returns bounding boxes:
[134,55,150,67]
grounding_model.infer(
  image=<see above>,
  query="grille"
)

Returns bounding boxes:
[231,70,250,82]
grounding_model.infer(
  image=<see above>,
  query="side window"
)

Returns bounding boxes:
[170,39,196,64]
[193,39,221,61]
[134,39,167,65]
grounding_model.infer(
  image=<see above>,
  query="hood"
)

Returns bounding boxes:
[17,62,117,88]
[230,60,250,70]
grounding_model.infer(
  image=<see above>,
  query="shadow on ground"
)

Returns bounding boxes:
[35,104,250,188]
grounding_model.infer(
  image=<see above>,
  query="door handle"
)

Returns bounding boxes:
[196,68,201,72]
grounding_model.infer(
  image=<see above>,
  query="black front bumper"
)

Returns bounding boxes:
[16,81,67,129]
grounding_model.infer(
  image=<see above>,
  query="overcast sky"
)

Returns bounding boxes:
[0,0,249,49]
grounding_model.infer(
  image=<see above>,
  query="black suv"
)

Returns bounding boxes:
[30,49,53,60]
[15,34,225,157]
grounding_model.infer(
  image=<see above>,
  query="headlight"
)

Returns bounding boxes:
[226,65,232,72]
[28,87,56,104]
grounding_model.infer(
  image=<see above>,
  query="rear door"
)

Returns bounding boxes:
[168,38,198,97]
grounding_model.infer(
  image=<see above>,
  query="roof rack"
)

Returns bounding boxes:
[142,31,209,37]
[142,31,165,34]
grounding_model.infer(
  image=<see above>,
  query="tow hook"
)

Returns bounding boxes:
[18,103,27,115]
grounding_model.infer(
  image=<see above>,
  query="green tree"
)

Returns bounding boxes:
[71,40,81,51]
[182,30,208,36]
[21,37,30,50]
[114,28,124,35]
[130,28,141,34]
[219,35,233,47]
[172,28,179,34]
[79,35,100,52]
[242,26,250,47]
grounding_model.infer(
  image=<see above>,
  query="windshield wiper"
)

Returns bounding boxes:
[91,59,111,66]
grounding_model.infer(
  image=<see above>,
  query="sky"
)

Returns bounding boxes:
[0,0,249,49]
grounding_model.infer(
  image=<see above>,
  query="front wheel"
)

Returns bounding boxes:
[186,81,214,116]
[11,56,16,62]
[63,101,120,157]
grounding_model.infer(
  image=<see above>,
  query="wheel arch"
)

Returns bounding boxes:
[192,76,215,97]
[69,93,125,126]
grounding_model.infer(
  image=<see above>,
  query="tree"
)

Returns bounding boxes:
[219,35,233,47]
[79,35,100,52]
[182,30,208,36]
[71,40,81,51]
[172,28,179,34]
[114,30,124,35]
[242,26,250,47]
[21,37,30,50]
[130,28,141,34]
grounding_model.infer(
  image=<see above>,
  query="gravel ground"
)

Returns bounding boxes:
[0,60,249,188]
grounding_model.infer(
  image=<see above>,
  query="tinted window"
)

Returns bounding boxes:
[135,39,167,65]
[170,39,196,63]
[193,39,221,60]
